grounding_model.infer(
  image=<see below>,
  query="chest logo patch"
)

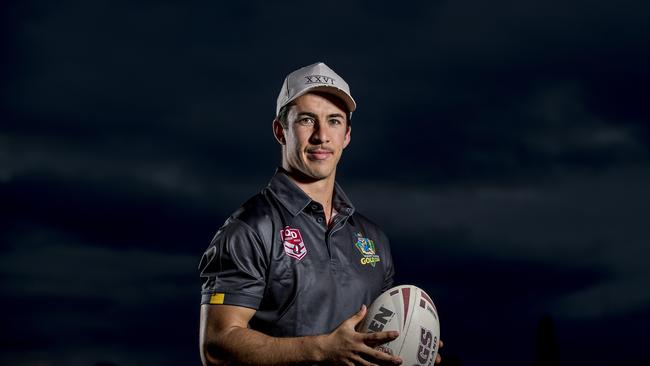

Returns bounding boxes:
[355,232,381,267]
[281,226,307,261]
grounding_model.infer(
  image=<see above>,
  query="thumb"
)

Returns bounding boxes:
[349,304,367,326]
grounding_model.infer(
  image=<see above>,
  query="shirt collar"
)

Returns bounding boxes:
[267,167,355,217]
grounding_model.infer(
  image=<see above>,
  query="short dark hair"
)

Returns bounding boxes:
[276,103,351,129]
[277,104,293,129]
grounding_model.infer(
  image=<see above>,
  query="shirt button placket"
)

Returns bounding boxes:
[329,217,345,268]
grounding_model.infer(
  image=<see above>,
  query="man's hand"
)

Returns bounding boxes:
[318,305,403,365]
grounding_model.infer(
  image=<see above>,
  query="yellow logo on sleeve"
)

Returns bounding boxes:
[209,293,225,304]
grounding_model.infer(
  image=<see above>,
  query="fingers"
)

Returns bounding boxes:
[435,339,443,364]
[355,330,402,365]
[353,346,401,366]
[357,345,402,365]
[351,353,376,366]
[362,330,399,347]
[334,306,404,365]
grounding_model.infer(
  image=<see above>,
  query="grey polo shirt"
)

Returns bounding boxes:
[199,168,395,337]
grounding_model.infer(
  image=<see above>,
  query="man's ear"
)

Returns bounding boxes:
[343,125,351,149]
[272,119,286,145]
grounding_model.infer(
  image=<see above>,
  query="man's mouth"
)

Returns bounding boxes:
[306,149,333,160]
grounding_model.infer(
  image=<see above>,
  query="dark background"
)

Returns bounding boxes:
[2,1,649,365]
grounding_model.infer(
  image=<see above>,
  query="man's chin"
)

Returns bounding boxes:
[309,165,336,179]
[304,170,331,181]
[290,166,334,183]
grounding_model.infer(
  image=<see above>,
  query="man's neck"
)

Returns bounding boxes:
[282,167,337,223]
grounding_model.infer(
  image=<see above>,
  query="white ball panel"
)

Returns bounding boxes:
[360,285,440,366]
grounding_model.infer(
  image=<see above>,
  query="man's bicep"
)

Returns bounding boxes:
[201,303,256,332]
[199,304,256,366]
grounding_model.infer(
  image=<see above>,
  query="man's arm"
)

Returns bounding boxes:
[199,304,403,366]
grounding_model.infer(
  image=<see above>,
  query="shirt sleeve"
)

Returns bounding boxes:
[198,218,268,309]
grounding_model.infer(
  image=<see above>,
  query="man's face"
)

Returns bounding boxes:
[276,92,351,181]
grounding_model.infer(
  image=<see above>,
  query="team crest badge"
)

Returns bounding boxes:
[355,232,381,267]
[281,226,307,260]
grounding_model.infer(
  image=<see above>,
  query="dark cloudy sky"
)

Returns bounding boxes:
[2,1,649,365]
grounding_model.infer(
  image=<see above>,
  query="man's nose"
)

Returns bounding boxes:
[310,122,330,144]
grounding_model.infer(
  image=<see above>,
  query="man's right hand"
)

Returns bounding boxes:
[317,305,403,365]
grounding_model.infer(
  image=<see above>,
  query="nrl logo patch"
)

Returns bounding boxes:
[281,226,307,261]
[354,232,381,267]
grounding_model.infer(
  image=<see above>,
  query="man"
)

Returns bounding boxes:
[198,62,441,365]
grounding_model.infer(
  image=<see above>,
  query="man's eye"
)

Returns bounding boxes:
[299,118,315,125]
[330,119,343,125]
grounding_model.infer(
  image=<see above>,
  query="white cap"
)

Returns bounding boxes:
[276,62,356,118]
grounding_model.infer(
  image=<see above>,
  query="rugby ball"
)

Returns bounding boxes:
[359,285,440,366]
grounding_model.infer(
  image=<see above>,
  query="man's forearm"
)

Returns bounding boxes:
[202,325,326,366]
